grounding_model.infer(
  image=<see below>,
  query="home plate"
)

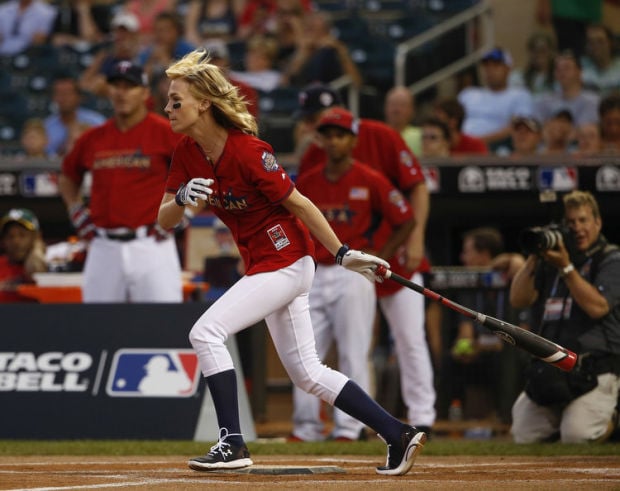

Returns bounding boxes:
[218,465,346,475]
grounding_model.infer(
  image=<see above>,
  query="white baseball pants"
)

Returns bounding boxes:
[189,256,349,406]
[379,272,437,427]
[82,236,182,303]
[291,264,376,441]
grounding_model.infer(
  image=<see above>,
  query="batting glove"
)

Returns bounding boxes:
[175,178,214,207]
[335,244,390,283]
[69,203,97,241]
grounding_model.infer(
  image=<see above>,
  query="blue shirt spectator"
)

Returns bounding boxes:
[459,48,534,149]
[0,0,57,56]
[580,24,620,97]
[44,77,106,157]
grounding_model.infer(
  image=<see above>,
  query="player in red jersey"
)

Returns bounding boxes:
[0,208,47,303]
[291,107,415,441]
[59,61,184,302]
[158,49,427,475]
[295,84,436,434]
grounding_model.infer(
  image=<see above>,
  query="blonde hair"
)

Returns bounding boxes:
[165,49,258,136]
[563,190,600,219]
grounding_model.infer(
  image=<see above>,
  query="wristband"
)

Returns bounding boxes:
[560,263,575,277]
[175,183,186,207]
[335,244,350,265]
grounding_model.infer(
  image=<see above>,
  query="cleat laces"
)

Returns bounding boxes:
[206,428,243,460]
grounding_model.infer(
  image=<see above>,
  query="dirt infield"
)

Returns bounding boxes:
[2,455,620,490]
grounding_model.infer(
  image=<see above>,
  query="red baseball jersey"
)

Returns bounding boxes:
[298,118,425,193]
[0,257,33,303]
[452,133,489,155]
[296,160,413,264]
[62,113,182,229]
[165,130,315,275]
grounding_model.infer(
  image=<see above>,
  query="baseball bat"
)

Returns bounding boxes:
[375,265,577,372]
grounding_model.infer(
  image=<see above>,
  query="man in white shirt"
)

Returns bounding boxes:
[458,48,534,151]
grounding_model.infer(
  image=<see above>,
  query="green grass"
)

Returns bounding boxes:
[1,439,618,457]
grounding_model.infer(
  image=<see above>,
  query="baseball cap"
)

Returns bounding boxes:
[0,208,40,235]
[106,61,148,86]
[294,84,342,119]
[481,47,513,67]
[317,107,359,135]
[512,115,541,132]
[111,12,140,32]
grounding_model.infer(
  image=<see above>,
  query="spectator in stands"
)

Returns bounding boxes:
[229,34,282,92]
[236,0,311,41]
[44,76,106,158]
[79,11,141,97]
[539,109,576,155]
[185,0,239,45]
[201,38,259,118]
[509,31,557,95]
[599,93,620,154]
[0,0,57,56]
[49,0,112,49]
[433,98,488,155]
[573,122,602,157]
[534,50,600,127]
[420,118,451,158]
[17,118,49,160]
[384,86,421,157]
[138,11,194,81]
[535,0,603,57]
[497,116,543,158]
[120,0,178,48]
[458,47,534,151]
[448,227,525,424]
[581,23,620,97]
[0,208,47,303]
[272,0,305,69]
[282,11,362,88]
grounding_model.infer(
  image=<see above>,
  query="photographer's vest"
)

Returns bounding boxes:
[535,236,620,356]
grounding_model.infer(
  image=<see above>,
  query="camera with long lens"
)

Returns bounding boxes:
[518,223,569,255]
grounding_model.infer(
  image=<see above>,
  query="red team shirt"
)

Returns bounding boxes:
[298,118,429,296]
[296,161,413,265]
[62,113,182,229]
[165,130,315,275]
[0,257,33,303]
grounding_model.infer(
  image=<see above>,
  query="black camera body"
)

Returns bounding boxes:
[518,223,570,255]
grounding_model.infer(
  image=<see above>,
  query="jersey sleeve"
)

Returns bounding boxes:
[389,130,425,193]
[165,139,192,194]
[370,168,414,227]
[246,140,295,203]
[61,129,91,184]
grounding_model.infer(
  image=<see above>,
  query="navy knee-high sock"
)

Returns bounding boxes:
[206,369,244,446]
[333,380,407,444]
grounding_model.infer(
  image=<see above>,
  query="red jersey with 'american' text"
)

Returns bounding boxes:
[296,161,413,264]
[165,130,314,275]
[62,113,182,229]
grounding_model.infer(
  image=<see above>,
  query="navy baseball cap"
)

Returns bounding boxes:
[481,47,513,67]
[1,208,40,235]
[295,84,342,119]
[107,61,148,86]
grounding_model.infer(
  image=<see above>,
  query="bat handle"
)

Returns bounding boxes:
[375,264,391,280]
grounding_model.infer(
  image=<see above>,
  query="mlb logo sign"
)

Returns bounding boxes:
[106,349,201,397]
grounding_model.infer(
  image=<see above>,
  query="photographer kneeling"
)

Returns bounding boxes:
[510,190,620,443]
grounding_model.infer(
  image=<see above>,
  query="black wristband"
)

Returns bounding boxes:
[335,244,350,265]
[174,184,186,207]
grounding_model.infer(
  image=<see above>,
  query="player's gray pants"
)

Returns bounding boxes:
[379,272,437,428]
[189,256,349,407]
[511,372,620,443]
[292,264,376,441]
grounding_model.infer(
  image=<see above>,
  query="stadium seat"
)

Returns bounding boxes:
[257,87,300,115]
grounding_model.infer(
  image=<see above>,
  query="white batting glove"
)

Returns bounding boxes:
[335,244,390,283]
[175,178,214,207]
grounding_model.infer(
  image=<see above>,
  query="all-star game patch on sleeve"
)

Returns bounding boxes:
[246,139,295,203]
